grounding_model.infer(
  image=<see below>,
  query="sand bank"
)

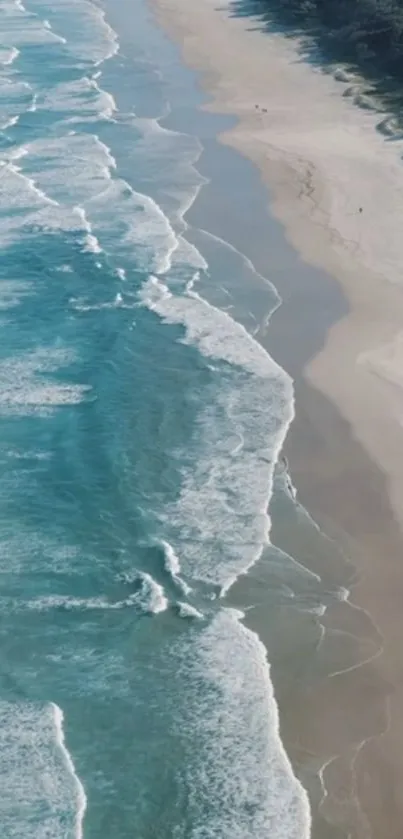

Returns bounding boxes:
[147,0,403,836]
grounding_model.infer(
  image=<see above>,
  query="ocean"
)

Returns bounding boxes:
[0,0,351,835]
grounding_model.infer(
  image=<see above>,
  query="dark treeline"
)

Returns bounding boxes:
[231,0,403,83]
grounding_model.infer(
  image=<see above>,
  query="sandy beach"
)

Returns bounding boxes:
[147,0,403,836]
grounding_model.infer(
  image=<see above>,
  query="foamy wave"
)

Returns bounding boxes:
[0,79,34,129]
[133,572,168,614]
[23,595,118,611]
[90,75,116,120]
[73,205,103,254]
[52,704,86,839]
[25,0,119,64]
[0,114,19,130]
[0,701,86,838]
[140,275,288,378]
[0,0,69,47]
[38,76,116,121]
[83,233,102,254]
[21,572,168,615]
[8,161,59,206]
[17,133,116,205]
[0,159,102,247]
[70,292,126,312]
[161,539,192,595]
[127,115,208,269]
[0,129,177,273]
[86,180,178,274]
[0,159,84,246]
[173,609,311,837]
[140,276,293,591]
[41,17,66,44]
[0,46,19,65]
[131,116,206,218]
[118,570,169,613]
[174,236,208,271]
[176,602,203,619]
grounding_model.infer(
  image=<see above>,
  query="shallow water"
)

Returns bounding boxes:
[0,0,356,836]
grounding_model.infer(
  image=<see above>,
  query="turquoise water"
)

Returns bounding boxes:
[0,0,319,835]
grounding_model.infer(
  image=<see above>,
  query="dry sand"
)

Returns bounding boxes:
[147,0,403,836]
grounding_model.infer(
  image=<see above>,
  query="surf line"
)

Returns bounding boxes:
[51,702,87,839]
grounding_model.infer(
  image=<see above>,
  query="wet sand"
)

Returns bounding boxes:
[148,0,403,836]
[183,113,394,838]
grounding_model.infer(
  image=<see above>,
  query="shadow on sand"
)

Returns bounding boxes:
[223,0,403,134]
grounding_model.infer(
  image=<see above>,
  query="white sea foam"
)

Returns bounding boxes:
[17,134,116,207]
[21,106,201,276]
[140,276,285,376]
[140,276,293,591]
[0,46,19,65]
[73,206,103,254]
[0,159,86,246]
[131,116,206,220]
[0,701,86,838]
[162,538,181,577]
[52,704,87,839]
[38,76,116,121]
[0,79,34,129]
[132,572,168,614]
[0,126,178,274]
[28,92,37,112]
[70,292,128,312]
[83,233,102,254]
[177,602,203,619]
[56,264,73,273]
[23,595,116,611]
[86,180,178,274]
[174,236,208,271]
[25,0,119,64]
[19,572,168,615]
[8,161,59,206]
[129,116,208,269]
[0,114,19,130]
[1,0,69,47]
[40,18,66,44]
[175,609,311,838]
[118,569,169,613]
[161,539,192,595]
[90,75,116,120]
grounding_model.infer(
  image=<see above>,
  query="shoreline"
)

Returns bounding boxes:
[147,0,403,836]
[148,0,403,532]
[182,104,389,838]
